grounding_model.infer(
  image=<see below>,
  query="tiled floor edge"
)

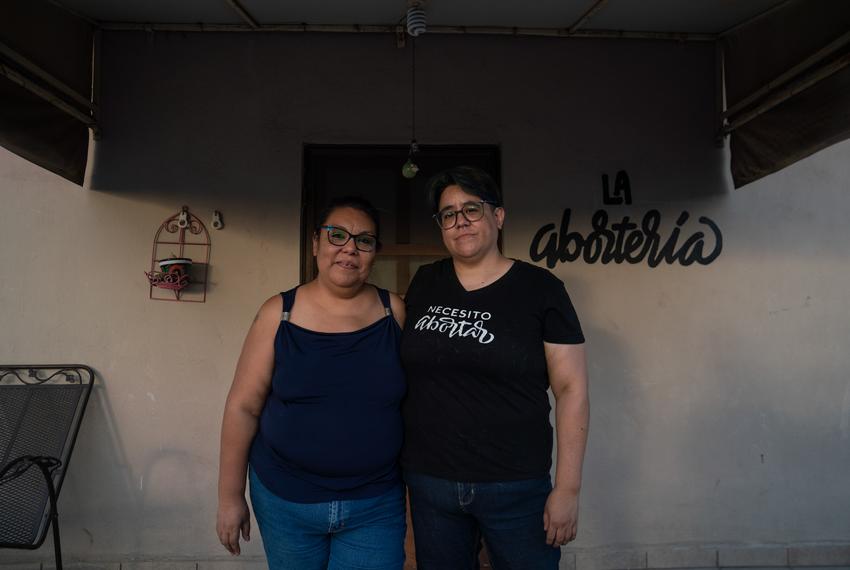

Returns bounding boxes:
[569,543,850,570]
[1,545,849,570]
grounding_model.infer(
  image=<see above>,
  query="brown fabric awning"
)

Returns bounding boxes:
[0,1,94,185]
[723,0,850,188]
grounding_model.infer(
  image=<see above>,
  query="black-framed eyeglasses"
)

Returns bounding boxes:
[433,200,497,230]
[318,225,378,252]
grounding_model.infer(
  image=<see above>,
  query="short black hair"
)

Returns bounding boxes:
[315,196,382,249]
[426,166,502,214]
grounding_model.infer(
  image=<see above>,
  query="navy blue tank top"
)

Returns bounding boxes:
[249,286,406,503]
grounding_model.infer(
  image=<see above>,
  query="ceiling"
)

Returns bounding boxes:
[55,0,791,37]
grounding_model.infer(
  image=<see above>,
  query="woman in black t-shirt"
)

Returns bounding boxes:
[401,166,590,569]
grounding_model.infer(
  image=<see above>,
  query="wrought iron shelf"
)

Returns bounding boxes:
[145,206,210,303]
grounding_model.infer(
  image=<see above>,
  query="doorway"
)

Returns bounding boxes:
[302,144,501,294]
[302,144,501,568]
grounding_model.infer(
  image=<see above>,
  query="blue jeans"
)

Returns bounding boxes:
[405,471,560,570]
[249,468,406,569]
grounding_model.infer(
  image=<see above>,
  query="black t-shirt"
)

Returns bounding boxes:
[400,258,585,481]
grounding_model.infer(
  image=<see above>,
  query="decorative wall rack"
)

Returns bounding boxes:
[145,206,210,302]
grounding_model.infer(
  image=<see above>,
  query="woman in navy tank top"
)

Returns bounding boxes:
[217,197,407,569]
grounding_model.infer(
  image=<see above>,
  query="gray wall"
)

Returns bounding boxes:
[1,30,849,566]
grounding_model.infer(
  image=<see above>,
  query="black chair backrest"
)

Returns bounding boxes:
[0,365,94,548]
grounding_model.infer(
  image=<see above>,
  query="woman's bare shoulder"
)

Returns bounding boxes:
[254,293,284,326]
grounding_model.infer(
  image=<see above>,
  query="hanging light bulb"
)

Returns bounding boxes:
[406,2,426,37]
[401,159,419,179]
[402,141,419,179]
[402,22,420,179]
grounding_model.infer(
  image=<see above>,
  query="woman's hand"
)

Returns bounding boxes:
[217,495,251,555]
[543,486,579,547]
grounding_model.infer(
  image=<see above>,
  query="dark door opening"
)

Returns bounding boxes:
[302,144,501,294]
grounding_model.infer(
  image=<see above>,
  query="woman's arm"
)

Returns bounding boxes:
[542,342,589,547]
[216,295,280,555]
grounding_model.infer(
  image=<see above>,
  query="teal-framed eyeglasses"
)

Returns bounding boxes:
[318,225,378,252]
[433,200,497,230]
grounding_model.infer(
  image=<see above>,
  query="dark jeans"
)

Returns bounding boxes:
[405,471,560,570]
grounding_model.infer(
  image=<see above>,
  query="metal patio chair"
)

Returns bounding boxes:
[0,365,94,570]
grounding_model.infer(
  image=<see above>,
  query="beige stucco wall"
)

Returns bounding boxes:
[1,31,849,566]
